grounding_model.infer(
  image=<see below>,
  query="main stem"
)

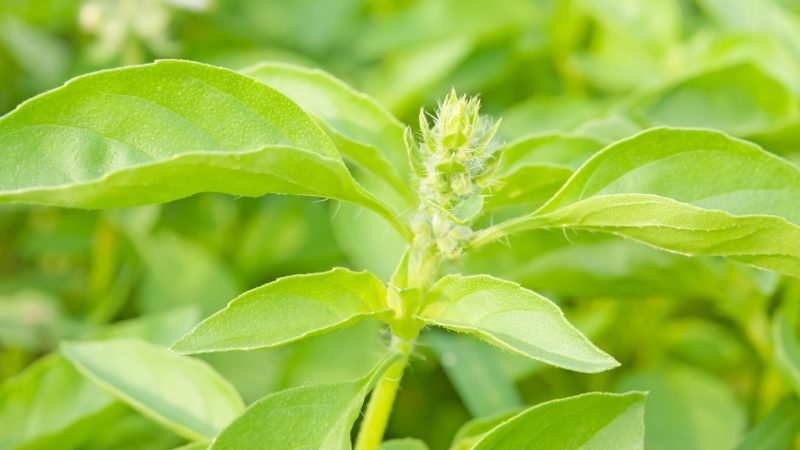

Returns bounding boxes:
[355,335,415,450]
[355,248,438,450]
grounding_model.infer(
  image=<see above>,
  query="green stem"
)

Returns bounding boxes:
[355,247,436,449]
[355,335,414,450]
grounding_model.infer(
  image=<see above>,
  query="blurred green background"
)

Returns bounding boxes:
[3,0,800,449]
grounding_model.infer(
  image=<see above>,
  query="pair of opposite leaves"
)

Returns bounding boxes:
[1,60,799,278]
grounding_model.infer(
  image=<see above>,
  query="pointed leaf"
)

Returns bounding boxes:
[471,392,646,449]
[0,59,407,239]
[477,128,800,278]
[172,268,390,354]
[209,355,396,450]
[419,274,619,373]
[61,338,244,442]
[242,62,413,203]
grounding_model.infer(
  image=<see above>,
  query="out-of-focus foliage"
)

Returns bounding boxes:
[2,0,800,448]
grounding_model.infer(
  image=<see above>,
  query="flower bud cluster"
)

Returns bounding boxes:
[407,89,501,259]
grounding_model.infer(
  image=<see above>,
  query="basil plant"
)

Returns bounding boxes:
[2,59,799,449]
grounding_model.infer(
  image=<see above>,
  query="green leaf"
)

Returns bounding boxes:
[426,330,524,417]
[734,396,800,450]
[171,268,389,354]
[61,338,244,442]
[241,62,413,203]
[0,354,119,450]
[380,438,430,450]
[0,59,408,240]
[471,392,646,449]
[476,128,800,278]
[419,274,619,372]
[209,355,396,450]
[616,365,746,450]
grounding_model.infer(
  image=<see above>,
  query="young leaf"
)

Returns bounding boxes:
[209,355,396,450]
[61,338,245,442]
[734,396,800,450]
[470,392,646,449]
[419,274,619,373]
[171,268,390,354]
[0,354,119,450]
[241,62,414,203]
[0,59,409,240]
[475,128,800,278]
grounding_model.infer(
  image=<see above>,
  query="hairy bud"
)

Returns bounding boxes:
[408,89,501,259]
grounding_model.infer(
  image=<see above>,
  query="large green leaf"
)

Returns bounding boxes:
[171,268,389,354]
[475,128,800,278]
[0,59,408,239]
[241,62,413,203]
[419,274,619,372]
[470,392,646,449]
[61,339,244,442]
[0,354,120,450]
[209,355,396,450]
